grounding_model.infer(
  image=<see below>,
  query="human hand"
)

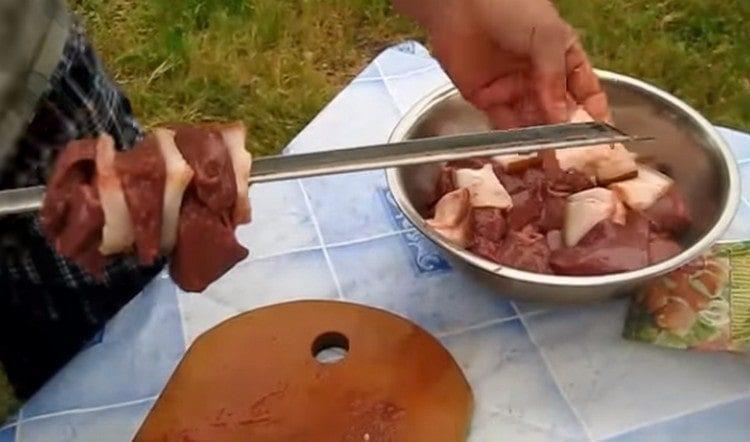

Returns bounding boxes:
[396,0,610,128]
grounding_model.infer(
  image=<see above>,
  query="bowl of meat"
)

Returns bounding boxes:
[385,70,741,302]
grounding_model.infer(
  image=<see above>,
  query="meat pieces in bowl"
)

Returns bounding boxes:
[426,110,691,276]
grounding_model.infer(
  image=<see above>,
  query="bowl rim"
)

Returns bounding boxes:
[385,69,741,288]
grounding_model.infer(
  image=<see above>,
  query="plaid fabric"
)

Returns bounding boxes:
[0,23,164,399]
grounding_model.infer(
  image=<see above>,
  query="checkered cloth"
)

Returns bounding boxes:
[0,24,164,399]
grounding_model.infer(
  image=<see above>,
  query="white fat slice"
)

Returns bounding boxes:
[555,145,607,179]
[154,127,194,254]
[96,134,135,255]
[218,122,252,225]
[453,164,513,209]
[563,187,622,247]
[426,188,473,247]
[560,108,637,183]
[491,153,539,173]
[428,188,471,229]
[608,165,673,211]
[595,144,638,184]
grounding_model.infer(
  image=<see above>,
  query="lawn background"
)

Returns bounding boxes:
[71,0,749,158]
[1,0,748,424]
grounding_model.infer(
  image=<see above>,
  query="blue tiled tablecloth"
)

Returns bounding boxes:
[2,42,750,441]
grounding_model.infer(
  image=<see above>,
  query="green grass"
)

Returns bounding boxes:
[70,0,420,156]
[558,0,750,131]
[1,0,748,424]
[67,0,747,160]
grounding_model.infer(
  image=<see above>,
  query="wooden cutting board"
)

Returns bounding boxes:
[135,300,473,441]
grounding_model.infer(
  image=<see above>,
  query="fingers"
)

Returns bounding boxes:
[529,20,573,124]
[469,72,525,111]
[566,40,612,122]
[485,92,547,129]
[485,104,522,129]
[533,69,568,123]
[471,73,551,129]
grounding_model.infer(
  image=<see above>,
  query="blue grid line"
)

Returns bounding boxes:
[435,312,546,339]
[351,64,441,84]
[436,315,521,339]
[297,179,345,301]
[374,59,406,116]
[12,409,21,442]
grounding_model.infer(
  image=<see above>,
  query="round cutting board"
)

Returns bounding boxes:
[135,300,473,441]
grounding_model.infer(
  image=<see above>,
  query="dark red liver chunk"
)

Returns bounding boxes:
[115,135,167,265]
[470,236,503,263]
[40,140,106,279]
[495,169,526,194]
[644,187,691,234]
[170,124,237,216]
[539,150,593,194]
[472,208,506,242]
[550,212,650,275]
[522,167,547,193]
[648,234,683,264]
[434,167,456,204]
[537,192,566,233]
[169,125,247,292]
[507,188,543,231]
[433,154,689,276]
[169,192,249,292]
[496,227,551,274]
[470,226,551,274]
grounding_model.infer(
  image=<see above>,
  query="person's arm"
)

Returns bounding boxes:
[0,0,71,171]
[393,0,610,128]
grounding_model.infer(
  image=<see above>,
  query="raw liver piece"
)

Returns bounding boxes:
[169,125,248,292]
[496,226,551,274]
[40,140,106,279]
[472,208,506,243]
[550,212,650,275]
[644,187,691,234]
[114,134,167,265]
[169,192,249,292]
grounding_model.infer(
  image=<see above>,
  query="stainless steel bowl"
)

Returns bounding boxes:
[386,70,741,303]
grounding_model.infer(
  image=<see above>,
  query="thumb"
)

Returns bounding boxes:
[530,22,574,124]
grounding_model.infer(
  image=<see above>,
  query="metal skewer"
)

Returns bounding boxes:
[0,122,651,216]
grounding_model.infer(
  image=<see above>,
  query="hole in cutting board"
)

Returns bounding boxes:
[312,331,349,364]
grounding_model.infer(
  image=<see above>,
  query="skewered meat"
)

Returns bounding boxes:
[218,123,253,225]
[96,134,135,256]
[169,124,249,292]
[114,133,167,265]
[41,122,253,292]
[426,114,691,276]
[40,139,106,279]
[155,128,194,254]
